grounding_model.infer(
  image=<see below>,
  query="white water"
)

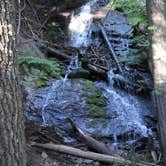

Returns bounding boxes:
[42,81,60,125]
[63,55,81,82]
[96,71,153,142]
[69,0,97,47]
[68,0,152,142]
[42,55,81,125]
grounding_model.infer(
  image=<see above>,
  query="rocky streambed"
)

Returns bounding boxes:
[22,0,159,160]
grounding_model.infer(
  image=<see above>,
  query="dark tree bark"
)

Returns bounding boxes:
[0,0,26,166]
[147,0,166,164]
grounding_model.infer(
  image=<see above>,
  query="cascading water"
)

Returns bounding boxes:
[63,55,81,82]
[41,55,81,125]
[68,0,97,47]
[96,71,153,143]
[68,0,154,144]
[25,0,157,149]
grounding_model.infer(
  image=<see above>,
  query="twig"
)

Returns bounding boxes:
[26,0,41,23]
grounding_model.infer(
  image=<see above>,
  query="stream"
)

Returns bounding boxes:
[25,0,158,152]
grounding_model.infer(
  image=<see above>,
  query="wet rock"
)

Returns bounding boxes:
[24,78,155,144]
[24,79,108,137]
[103,11,133,57]
[68,68,91,79]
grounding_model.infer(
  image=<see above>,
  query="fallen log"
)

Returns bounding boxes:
[98,23,123,73]
[86,64,107,80]
[68,118,118,156]
[32,143,159,166]
[39,43,71,60]
[87,64,106,74]
[39,44,108,80]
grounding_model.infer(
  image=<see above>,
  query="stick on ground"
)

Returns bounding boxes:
[32,143,159,166]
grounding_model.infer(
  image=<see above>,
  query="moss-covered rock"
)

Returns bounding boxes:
[87,97,106,107]
[91,119,108,128]
[82,79,107,117]
[68,68,90,79]
[88,105,106,117]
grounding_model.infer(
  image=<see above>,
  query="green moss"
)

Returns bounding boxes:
[91,119,108,128]
[87,97,106,107]
[34,79,47,87]
[82,79,107,117]
[82,80,102,95]
[89,105,106,117]
[91,120,98,127]
[100,119,108,128]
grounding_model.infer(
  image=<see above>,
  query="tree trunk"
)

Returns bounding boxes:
[0,1,26,166]
[147,0,166,164]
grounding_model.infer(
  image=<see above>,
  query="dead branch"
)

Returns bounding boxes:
[68,118,118,156]
[39,44,71,60]
[98,22,123,73]
[32,143,159,166]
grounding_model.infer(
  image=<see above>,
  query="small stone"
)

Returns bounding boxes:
[41,152,48,159]
[53,161,58,166]
[83,159,93,164]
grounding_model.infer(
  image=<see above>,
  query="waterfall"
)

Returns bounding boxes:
[41,55,81,125]
[96,71,153,143]
[68,0,153,143]
[63,55,81,82]
[68,0,97,47]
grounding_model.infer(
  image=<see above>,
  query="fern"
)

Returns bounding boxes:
[18,54,61,87]
[17,54,61,79]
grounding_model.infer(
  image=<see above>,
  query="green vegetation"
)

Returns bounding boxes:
[91,119,108,128]
[111,0,147,26]
[87,97,106,106]
[82,80,107,117]
[117,52,147,65]
[134,35,150,47]
[110,0,149,65]
[18,54,61,87]
[90,105,106,117]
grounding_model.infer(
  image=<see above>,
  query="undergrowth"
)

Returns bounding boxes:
[110,0,149,66]
[18,53,61,87]
[111,0,147,26]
